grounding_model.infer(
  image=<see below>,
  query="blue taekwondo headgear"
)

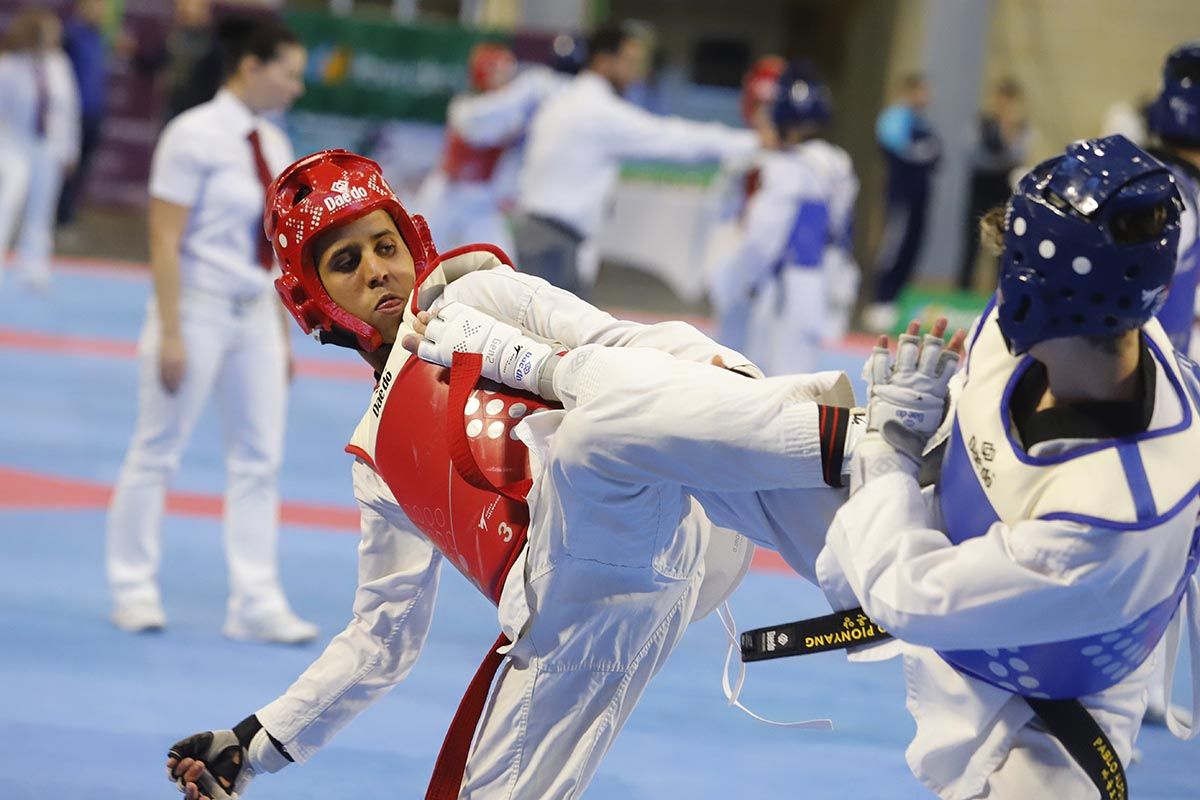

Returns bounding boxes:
[772,61,832,132]
[550,33,586,75]
[1148,41,1200,147]
[997,135,1183,355]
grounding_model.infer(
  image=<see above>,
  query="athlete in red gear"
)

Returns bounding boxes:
[165,149,861,800]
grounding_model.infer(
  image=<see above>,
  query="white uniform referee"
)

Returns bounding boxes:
[106,19,316,643]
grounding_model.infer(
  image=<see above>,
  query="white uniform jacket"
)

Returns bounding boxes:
[817,309,1200,799]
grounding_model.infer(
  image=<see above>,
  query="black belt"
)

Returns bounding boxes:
[740,607,1128,800]
[524,213,585,244]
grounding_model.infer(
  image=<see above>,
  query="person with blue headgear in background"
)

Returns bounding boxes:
[708,60,859,376]
[1147,42,1200,359]
[815,134,1200,798]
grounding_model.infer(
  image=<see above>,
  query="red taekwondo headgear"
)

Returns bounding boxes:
[265,149,438,352]
[468,42,516,92]
[741,54,787,126]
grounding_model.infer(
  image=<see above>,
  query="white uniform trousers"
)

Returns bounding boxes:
[414,170,516,256]
[461,411,711,798]
[106,287,289,619]
[0,136,60,287]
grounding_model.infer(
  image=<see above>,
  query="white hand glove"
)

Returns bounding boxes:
[851,331,959,493]
[417,301,558,397]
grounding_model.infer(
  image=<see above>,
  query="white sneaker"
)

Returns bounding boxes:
[861,302,899,334]
[111,599,166,633]
[223,609,318,645]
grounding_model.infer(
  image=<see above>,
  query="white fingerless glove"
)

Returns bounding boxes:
[417,301,560,398]
[851,331,959,493]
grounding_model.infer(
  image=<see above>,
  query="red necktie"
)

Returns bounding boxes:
[33,58,48,138]
[247,129,275,270]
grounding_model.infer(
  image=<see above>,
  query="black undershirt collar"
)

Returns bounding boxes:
[1009,339,1156,449]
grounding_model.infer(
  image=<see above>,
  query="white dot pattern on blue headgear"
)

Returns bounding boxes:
[1013,217,1027,236]
[1072,256,1092,275]
[1039,239,1056,259]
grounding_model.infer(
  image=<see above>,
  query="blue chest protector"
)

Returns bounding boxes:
[1154,166,1200,352]
[936,298,1200,699]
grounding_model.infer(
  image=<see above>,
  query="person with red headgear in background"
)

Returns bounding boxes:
[704,54,785,353]
[413,42,564,255]
[163,148,868,800]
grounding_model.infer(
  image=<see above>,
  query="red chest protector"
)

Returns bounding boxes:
[350,349,554,605]
[441,131,507,183]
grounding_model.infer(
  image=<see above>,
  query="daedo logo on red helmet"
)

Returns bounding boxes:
[324,178,369,212]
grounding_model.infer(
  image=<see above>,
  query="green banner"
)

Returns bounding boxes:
[893,287,991,337]
[285,11,507,123]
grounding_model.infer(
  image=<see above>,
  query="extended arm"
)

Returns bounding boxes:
[816,472,1190,650]
[254,461,442,761]
[449,67,563,147]
[166,462,442,799]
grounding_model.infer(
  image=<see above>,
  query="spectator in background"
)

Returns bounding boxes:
[1101,94,1153,147]
[56,0,112,231]
[958,77,1030,292]
[514,23,761,297]
[0,8,79,290]
[133,0,223,121]
[862,72,941,333]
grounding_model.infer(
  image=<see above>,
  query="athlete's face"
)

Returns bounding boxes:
[314,209,416,346]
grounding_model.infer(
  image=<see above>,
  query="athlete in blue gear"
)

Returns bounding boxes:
[818,134,1200,799]
[1148,41,1200,356]
[708,61,859,376]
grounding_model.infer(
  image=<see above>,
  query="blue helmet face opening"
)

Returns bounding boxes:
[1149,41,1200,146]
[772,62,832,132]
[996,135,1183,355]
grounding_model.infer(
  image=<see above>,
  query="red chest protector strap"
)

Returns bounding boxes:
[426,351,532,800]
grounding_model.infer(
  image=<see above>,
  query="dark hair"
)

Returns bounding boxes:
[587,25,633,64]
[221,17,300,78]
